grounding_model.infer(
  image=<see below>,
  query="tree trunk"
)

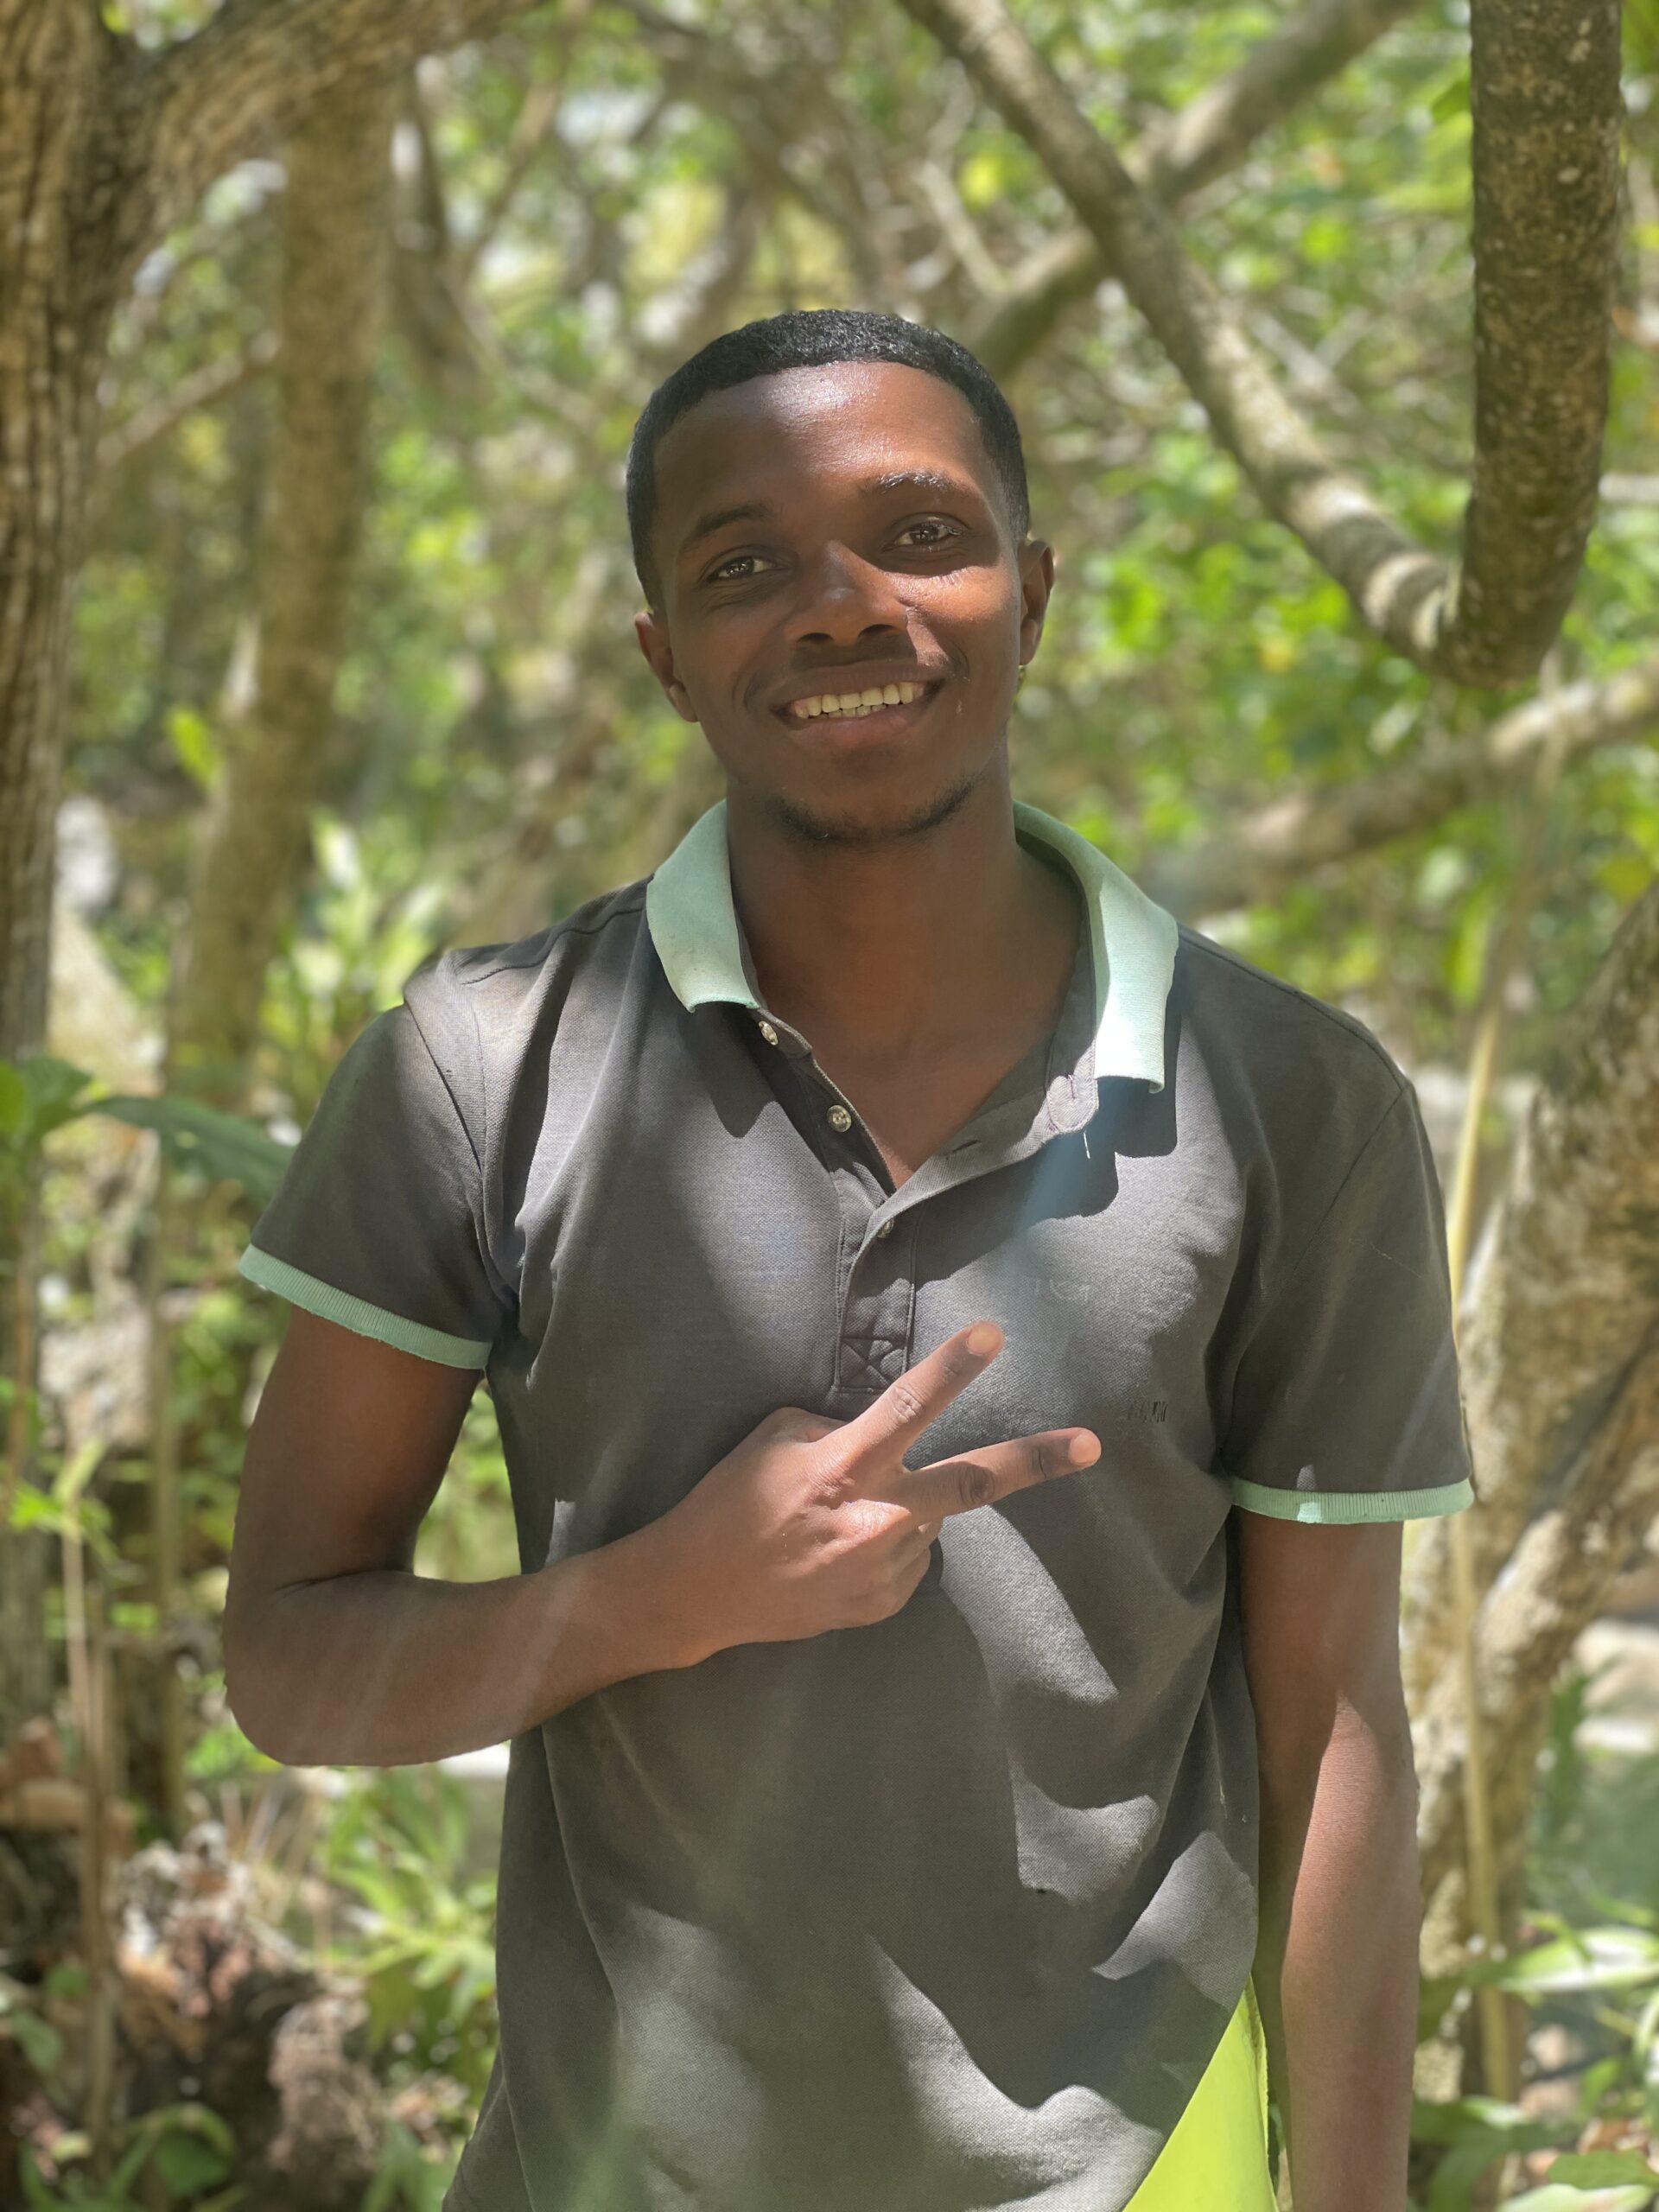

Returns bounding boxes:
[1414,1330,1659,1936]
[170,79,397,1093]
[0,7,125,1746]
[1402,876,1659,1701]
[0,0,534,1755]
[0,7,111,1061]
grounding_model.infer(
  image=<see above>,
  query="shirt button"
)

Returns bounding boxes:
[875,1219,893,1239]
[757,1019,779,1046]
[827,1103,853,1133]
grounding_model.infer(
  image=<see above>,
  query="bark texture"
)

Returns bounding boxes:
[0,0,536,1058]
[904,0,1624,684]
[170,80,397,1093]
[970,0,1422,378]
[0,0,535,1745]
[1142,656,1659,918]
[1402,875,1659,1703]
[0,6,113,1062]
[1413,1331,1659,1942]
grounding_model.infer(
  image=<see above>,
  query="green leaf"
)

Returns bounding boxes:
[166,703,222,791]
[1548,2151,1659,2185]
[151,2131,232,2192]
[1478,1928,1659,1994]
[1501,2189,1654,2211]
[2,2005,63,2076]
[0,1059,25,1137]
[1429,71,1470,119]
[91,1094,293,1201]
[0,1054,97,1149]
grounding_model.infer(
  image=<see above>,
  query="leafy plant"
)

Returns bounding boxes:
[311,1768,499,2100]
[17,2102,238,2209]
[0,1054,293,1207]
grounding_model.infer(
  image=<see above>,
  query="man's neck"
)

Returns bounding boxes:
[723,773,1078,1071]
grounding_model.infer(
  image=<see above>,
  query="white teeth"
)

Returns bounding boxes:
[787,680,928,719]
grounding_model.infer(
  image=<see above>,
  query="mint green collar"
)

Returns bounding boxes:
[645,798,1179,1092]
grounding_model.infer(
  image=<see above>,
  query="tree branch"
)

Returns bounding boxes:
[970,0,1425,378]
[93,330,278,484]
[1143,654,1659,918]
[903,0,1623,684]
[130,0,544,264]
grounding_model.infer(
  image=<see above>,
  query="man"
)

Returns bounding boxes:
[226,308,1477,2212]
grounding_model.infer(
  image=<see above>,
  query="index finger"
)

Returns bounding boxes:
[832,1321,1004,1478]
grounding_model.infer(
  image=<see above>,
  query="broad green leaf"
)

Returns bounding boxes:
[151,2131,232,2192]
[91,1094,293,1201]
[1478,1928,1659,1995]
[1501,2190,1654,2211]
[1548,2151,1659,2186]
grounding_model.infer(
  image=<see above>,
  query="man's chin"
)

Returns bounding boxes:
[763,772,980,849]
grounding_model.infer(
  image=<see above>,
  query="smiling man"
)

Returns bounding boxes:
[226,308,1477,2212]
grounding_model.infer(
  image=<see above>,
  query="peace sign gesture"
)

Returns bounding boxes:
[651,1322,1103,1662]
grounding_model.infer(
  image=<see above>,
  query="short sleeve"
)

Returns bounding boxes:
[238,1003,511,1370]
[1220,1081,1478,1523]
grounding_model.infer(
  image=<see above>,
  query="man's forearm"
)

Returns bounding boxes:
[224,1521,699,1767]
[1255,1721,1422,2212]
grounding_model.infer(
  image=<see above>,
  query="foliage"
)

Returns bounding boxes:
[1408,1667,1659,2207]
[0,1056,291,1209]
[16,2103,238,2209]
[312,1769,501,2101]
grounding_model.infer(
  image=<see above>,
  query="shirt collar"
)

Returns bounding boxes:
[645,798,1179,1093]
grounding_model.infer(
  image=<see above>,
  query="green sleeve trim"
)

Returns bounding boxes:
[1230,1475,1475,1525]
[238,1246,492,1370]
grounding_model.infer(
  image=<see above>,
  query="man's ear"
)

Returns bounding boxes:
[633,607,701,724]
[1017,537,1056,670]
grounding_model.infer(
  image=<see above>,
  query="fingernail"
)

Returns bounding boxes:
[1069,1433,1099,1465]
[965,1322,1002,1357]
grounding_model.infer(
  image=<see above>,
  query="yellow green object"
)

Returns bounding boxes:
[1125,1978,1277,2211]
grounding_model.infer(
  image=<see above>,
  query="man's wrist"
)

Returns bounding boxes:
[550,1515,718,1693]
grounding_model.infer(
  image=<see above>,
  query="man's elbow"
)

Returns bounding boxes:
[221,1599,302,1766]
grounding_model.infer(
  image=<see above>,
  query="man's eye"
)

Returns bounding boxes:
[709,553,769,582]
[895,519,960,548]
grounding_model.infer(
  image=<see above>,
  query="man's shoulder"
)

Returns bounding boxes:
[391,877,654,1126]
[435,876,652,994]
[1171,920,1408,1147]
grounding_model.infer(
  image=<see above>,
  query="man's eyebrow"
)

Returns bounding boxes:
[676,470,984,563]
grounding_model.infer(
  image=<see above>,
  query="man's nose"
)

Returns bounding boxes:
[785,543,909,645]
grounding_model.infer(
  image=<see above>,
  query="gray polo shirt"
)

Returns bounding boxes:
[240,798,1476,2212]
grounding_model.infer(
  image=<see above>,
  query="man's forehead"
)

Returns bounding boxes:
[654,361,993,528]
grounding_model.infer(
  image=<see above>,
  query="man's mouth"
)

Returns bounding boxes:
[777,679,940,725]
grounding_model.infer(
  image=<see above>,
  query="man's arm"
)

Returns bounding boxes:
[224,1308,1096,1767]
[1236,1513,1421,2212]
[221,1310,702,1766]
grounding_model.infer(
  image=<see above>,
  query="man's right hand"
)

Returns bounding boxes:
[648,1321,1102,1661]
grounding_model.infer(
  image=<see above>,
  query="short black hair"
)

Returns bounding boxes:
[626,308,1031,610]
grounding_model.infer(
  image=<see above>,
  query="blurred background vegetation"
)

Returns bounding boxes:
[3,0,1659,2204]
